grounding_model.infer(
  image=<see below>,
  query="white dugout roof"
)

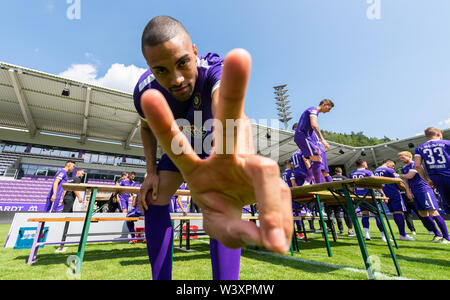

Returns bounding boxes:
[0,61,448,172]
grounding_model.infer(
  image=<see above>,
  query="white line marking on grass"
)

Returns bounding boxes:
[194,239,411,280]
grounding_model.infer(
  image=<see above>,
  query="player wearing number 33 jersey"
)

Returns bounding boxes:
[414,127,450,209]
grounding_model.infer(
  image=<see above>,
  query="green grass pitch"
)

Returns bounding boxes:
[0,220,449,280]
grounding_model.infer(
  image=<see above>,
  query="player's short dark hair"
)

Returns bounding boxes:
[383,159,395,165]
[65,160,76,166]
[292,123,298,131]
[285,160,292,165]
[141,16,189,52]
[334,167,343,174]
[130,172,136,176]
[121,172,128,177]
[320,99,335,107]
[355,159,365,167]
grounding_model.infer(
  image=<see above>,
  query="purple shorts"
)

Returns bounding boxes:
[118,197,129,211]
[412,186,440,211]
[319,145,329,173]
[157,153,209,172]
[293,169,307,186]
[430,174,450,208]
[294,133,320,158]
[385,191,406,212]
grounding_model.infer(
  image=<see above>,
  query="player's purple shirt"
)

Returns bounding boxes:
[374,166,401,197]
[295,107,319,138]
[133,53,223,156]
[282,169,295,187]
[415,139,450,176]
[401,161,430,192]
[291,150,308,174]
[349,169,374,196]
[47,169,68,199]
[119,179,134,199]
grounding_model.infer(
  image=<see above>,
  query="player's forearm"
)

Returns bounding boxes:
[52,180,60,196]
[141,125,158,175]
[400,172,415,180]
[312,124,325,142]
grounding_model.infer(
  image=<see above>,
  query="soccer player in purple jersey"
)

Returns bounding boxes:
[414,127,450,213]
[291,149,313,186]
[282,160,304,238]
[44,160,75,213]
[398,151,449,243]
[293,100,334,184]
[117,172,134,213]
[349,159,387,241]
[134,16,292,280]
[374,159,414,241]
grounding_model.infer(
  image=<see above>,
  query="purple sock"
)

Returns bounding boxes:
[127,221,136,239]
[311,162,325,184]
[423,216,442,237]
[324,175,333,183]
[432,215,449,240]
[375,217,384,232]
[418,216,434,232]
[145,205,173,280]
[393,214,406,236]
[210,239,241,280]
[362,216,370,229]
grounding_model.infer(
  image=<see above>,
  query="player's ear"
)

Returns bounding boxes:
[192,44,198,56]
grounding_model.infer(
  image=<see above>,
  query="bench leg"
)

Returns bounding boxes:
[370,190,402,277]
[27,221,45,264]
[75,187,97,275]
[342,185,375,280]
[316,195,332,257]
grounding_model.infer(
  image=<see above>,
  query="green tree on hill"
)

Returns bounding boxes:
[322,130,391,147]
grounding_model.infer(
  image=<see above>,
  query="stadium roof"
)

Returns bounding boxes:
[1,61,448,172]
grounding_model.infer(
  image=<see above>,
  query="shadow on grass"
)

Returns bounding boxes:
[13,241,213,268]
[381,253,450,268]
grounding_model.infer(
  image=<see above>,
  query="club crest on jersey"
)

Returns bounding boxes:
[193,93,202,109]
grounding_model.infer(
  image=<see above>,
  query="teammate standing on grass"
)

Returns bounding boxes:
[44,160,76,213]
[398,151,449,244]
[374,159,415,241]
[414,127,450,214]
[134,16,292,280]
[350,159,387,241]
[293,100,334,184]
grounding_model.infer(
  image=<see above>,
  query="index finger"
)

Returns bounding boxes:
[214,49,252,155]
[140,89,201,175]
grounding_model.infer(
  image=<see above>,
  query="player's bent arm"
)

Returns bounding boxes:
[290,178,298,187]
[403,179,414,199]
[414,156,431,183]
[140,119,158,175]
[52,179,60,199]
[400,170,416,180]
[310,115,324,142]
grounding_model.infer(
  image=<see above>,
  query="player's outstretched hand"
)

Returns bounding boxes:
[140,49,293,254]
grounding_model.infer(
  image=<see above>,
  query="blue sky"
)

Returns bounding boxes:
[1,0,449,140]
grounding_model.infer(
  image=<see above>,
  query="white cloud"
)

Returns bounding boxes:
[58,63,146,94]
[438,117,450,129]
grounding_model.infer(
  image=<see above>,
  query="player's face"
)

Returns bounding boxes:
[67,163,75,172]
[321,104,333,114]
[398,154,411,164]
[143,33,198,101]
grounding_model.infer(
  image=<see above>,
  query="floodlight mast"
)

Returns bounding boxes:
[273,85,292,131]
